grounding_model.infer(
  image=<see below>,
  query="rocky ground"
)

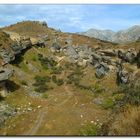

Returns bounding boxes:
[0,21,139,136]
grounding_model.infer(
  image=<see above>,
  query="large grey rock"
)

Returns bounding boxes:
[0,67,14,82]
[117,64,129,85]
[66,46,79,59]
[117,70,129,84]
[95,62,110,78]
[102,56,112,64]
[118,50,125,60]
[19,36,32,49]
[51,42,61,51]
[99,49,117,57]
[11,43,22,55]
[11,37,32,55]
[124,49,136,63]
[91,52,102,66]
[0,48,15,63]
[118,49,136,63]
[77,45,92,60]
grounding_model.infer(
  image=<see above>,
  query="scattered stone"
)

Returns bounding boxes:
[37,105,41,109]
[27,108,32,111]
[27,63,39,72]
[93,98,103,105]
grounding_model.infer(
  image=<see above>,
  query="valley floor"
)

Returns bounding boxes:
[0,84,109,135]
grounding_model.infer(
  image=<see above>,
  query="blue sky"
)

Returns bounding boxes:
[0,4,140,32]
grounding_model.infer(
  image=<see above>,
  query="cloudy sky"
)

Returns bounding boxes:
[0,4,140,32]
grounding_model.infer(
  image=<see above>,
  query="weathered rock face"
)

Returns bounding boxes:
[102,56,112,64]
[76,45,92,60]
[117,49,136,63]
[18,36,32,50]
[125,50,136,63]
[0,48,15,64]
[118,50,125,60]
[0,34,32,64]
[95,62,110,78]
[66,46,79,60]
[0,67,14,97]
[11,42,23,55]
[51,42,61,52]
[117,64,129,85]
[0,67,14,82]
[99,49,117,57]
[91,52,102,66]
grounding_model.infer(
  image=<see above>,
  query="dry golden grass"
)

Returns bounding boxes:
[109,105,140,135]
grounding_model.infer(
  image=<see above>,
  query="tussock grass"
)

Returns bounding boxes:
[109,106,140,135]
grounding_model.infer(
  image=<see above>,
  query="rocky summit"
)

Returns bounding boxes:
[0,20,139,136]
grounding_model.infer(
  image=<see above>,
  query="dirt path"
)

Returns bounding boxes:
[24,84,73,135]
[24,108,46,135]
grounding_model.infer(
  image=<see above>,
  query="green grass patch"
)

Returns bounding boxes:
[101,98,114,109]
[80,124,98,136]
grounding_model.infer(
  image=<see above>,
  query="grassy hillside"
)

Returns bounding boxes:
[0,21,139,136]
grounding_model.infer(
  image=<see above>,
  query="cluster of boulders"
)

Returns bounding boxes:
[48,36,140,85]
[0,34,32,97]
[117,49,137,63]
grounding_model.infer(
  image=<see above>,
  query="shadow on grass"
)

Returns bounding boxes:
[6,80,20,92]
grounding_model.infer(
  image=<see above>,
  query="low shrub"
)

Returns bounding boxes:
[80,124,99,136]
[21,80,28,86]
[56,79,64,86]
[102,98,114,109]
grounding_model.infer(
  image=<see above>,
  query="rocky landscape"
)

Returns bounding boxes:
[0,21,139,136]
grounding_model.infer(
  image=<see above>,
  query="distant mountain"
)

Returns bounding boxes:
[79,25,140,43]
[79,29,115,42]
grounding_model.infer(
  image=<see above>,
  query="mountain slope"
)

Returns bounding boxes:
[79,25,140,44]
[112,25,140,43]
[3,21,117,49]
[80,29,115,42]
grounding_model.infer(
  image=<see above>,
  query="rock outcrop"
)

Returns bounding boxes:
[95,62,110,78]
